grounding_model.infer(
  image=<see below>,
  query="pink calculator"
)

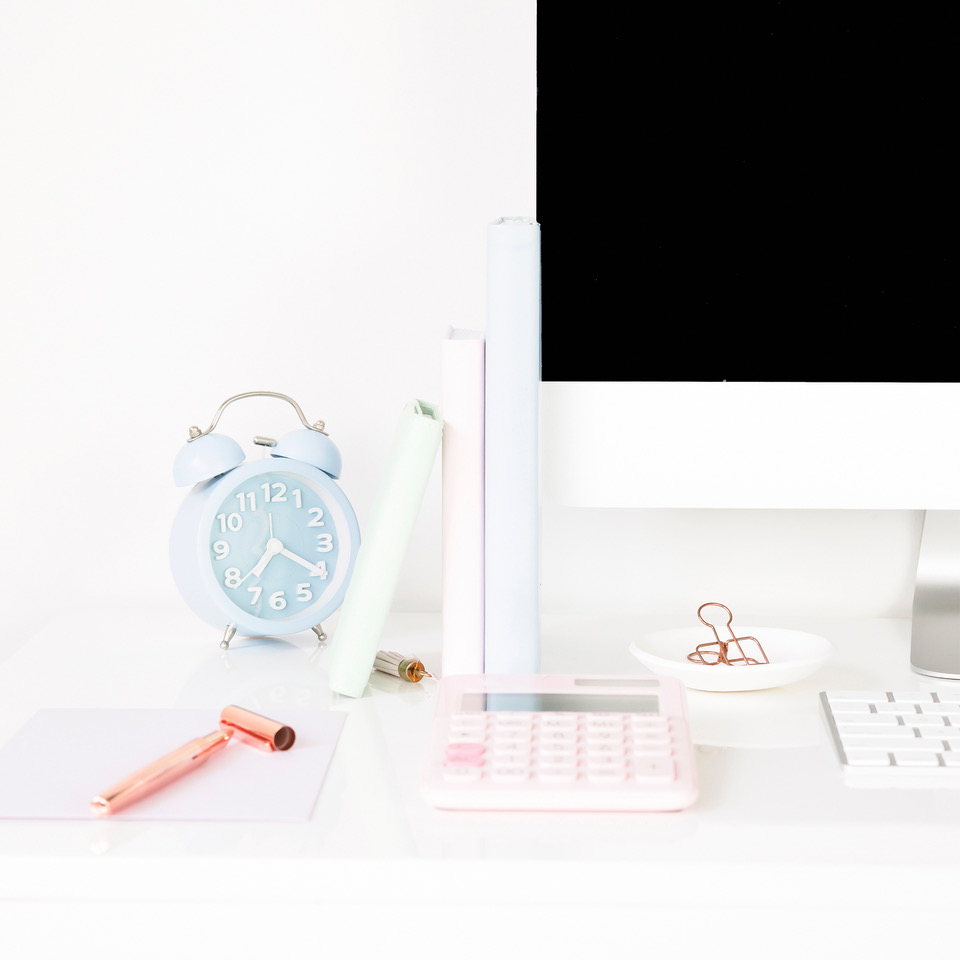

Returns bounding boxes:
[421,674,698,811]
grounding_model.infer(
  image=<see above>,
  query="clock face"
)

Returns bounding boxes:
[208,468,351,623]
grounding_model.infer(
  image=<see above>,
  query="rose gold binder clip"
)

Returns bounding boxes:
[687,602,769,666]
[90,705,295,816]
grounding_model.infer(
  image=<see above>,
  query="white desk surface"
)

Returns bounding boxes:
[2,607,958,959]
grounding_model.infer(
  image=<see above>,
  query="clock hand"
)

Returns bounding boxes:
[279,547,327,576]
[239,536,284,584]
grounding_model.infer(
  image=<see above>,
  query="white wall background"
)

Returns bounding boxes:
[0,2,930,669]
[0,1,535,658]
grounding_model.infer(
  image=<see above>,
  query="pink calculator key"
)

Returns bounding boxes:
[444,743,485,766]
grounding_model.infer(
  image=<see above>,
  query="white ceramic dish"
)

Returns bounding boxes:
[629,626,833,692]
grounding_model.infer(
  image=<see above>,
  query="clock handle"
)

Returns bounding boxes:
[189,391,328,440]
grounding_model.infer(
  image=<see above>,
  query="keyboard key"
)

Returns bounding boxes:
[921,703,960,715]
[889,692,935,703]
[827,702,874,714]
[905,715,947,728]
[841,734,913,750]
[826,691,888,702]
[836,722,904,735]
[892,751,942,767]
[843,749,892,766]
[874,701,919,714]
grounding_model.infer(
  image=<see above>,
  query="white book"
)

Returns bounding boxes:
[483,218,541,675]
[441,328,485,676]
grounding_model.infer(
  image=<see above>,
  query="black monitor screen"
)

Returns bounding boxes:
[538,9,954,383]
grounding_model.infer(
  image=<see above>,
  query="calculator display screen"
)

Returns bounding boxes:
[463,693,661,713]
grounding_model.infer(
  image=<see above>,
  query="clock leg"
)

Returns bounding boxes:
[311,624,327,643]
[220,625,237,650]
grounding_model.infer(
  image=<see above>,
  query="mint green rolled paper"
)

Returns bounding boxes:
[329,400,443,697]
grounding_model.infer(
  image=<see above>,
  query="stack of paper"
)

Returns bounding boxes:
[440,219,541,678]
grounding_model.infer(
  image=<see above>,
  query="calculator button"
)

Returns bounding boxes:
[586,764,628,783]
[536,763,579,783]
[493,714,534,727]
[632,741,672,758]
[632,732,672,748]
[447,728,488,743]
[586,746,627,763]
[538,747,578,763]
[633,758,674,781]
[585,730,625,745]
[446,743,484,757]
[492,730,533,750]
[449,713,487,728]
[539,733,578,749]
[444,744,485,767]
[442,765,484,782]
[539,715,579,730]
[490,765,530,782]
[630,716,669,730]
[584,716,625,731]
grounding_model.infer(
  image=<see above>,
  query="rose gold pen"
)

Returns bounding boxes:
[90,705,295,816]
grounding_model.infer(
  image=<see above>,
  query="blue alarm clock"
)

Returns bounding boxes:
[170,391,360,649]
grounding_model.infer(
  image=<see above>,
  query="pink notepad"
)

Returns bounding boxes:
[0,708,345,821]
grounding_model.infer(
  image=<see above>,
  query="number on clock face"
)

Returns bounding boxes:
[209,471,339,620]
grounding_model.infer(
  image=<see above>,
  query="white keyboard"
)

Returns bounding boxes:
[821,690,960,787]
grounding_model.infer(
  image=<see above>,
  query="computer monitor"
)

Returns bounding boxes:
[539,9,953,385]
